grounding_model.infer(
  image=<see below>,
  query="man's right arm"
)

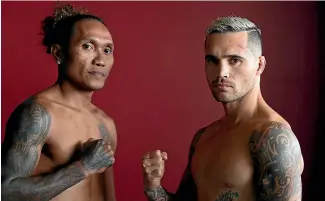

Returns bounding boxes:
[1,100,86,201]
[144,127,206,201]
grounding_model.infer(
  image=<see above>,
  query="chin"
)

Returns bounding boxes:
[212,92,238,103]
[84,82,106,91]
[90,85,105,91]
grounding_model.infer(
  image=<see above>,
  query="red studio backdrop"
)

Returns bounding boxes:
[2,2,319,200]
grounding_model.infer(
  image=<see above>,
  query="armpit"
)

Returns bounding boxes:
[248,121,303,201]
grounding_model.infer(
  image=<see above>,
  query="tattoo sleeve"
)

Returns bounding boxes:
[144,127,206,201]
[1,100,86,201]
[249,122,304,201]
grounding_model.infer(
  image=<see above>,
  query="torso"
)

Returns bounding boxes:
[30,93,116,201]
[191,114,289,201]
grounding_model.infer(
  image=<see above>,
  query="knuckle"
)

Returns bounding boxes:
[157,157,163,163]
[144,168,151,174]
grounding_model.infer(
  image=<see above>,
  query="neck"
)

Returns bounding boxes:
[54,79,93,108]
[221,85,265,124]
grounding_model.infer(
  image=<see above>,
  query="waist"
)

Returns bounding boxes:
[51,174,105,201]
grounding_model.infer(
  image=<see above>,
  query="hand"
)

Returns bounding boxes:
[142,150,168,189]
[80,138,115,176]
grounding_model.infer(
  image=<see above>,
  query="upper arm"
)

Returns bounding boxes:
[174,127,206,199]
[1,100,51,184]
[249,121,304,201]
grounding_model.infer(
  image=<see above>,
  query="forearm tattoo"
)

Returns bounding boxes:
[1,100,85,201]
[80,124,114,171]
[81,139,114,171]
[249,122,303,201]
[145,186,173,201]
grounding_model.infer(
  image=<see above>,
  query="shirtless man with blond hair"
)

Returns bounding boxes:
[141,16,304,201]
[2,4,117,201]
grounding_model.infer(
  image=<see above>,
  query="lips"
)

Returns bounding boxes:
[88,71,106,77]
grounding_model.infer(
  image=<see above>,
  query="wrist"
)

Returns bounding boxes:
[74,161,89,178]
[144,182,162,192]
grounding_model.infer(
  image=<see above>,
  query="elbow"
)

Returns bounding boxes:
[1,177,37,201]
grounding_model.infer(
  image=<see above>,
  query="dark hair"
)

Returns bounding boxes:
[41,4,105,54]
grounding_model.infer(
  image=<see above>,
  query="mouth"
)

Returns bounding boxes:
[212,83,233,91]
[213,83,232,88]
[88,71,106,77]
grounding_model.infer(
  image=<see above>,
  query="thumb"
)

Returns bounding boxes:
[83,137,96,147]
[161,152,168,161]
[88,137,96,142]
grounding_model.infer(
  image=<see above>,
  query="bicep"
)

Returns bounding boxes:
[249,122,303,201]
[175,166,196,196]
[174,128,206,200]
[1,101,51,183]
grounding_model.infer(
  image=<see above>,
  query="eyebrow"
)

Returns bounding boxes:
[83,37,114,47]
[205,54,246,60]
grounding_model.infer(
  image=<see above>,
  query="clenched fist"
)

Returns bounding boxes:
[80,138,115,176]
[142,150,168,189]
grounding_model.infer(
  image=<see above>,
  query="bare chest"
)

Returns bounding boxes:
[44,112,111,166]
[191,127,255,198]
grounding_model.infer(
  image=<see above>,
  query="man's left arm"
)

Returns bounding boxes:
[249,121,304,201]
[99,116,118,201]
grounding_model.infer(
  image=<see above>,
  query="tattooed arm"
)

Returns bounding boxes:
[1,100,86,201]
[249,122,304,201]
[144,127,206,201]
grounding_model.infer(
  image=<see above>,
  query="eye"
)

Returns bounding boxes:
[229,57,242,66]
[82,43,93,50]
[104,47,112,55]
[205,55,217,64]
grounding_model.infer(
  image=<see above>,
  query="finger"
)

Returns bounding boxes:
[143,164,161,175]
[142,157,163,167]
[142,152,152,159]
[150,168,163,179]
[149,150,161,158]
[104,157,115,167]
[103,139,111,145]
[86,137,96,142]
[106,149,114,157]
[161,152,168,161]
[82,138,98,148]
[104,144,112,152]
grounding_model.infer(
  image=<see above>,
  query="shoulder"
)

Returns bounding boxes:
[97,108,116,133]
[249,121,298,151]
[190,120,220,148]
[3,97,52,148]
[6,97,52,131]
[249,120,304,174]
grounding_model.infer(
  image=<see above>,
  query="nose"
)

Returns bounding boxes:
[215,61,230,78]
[92,52,105,67]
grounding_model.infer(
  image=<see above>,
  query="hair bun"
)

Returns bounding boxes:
[53,4,88,27]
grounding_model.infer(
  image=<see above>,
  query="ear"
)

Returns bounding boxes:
[256,56,266,76]
[50,44,64,64]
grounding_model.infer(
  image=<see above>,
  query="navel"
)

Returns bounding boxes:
[225,183,233,188]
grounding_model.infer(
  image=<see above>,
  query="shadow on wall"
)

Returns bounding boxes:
[304,2,325,200]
